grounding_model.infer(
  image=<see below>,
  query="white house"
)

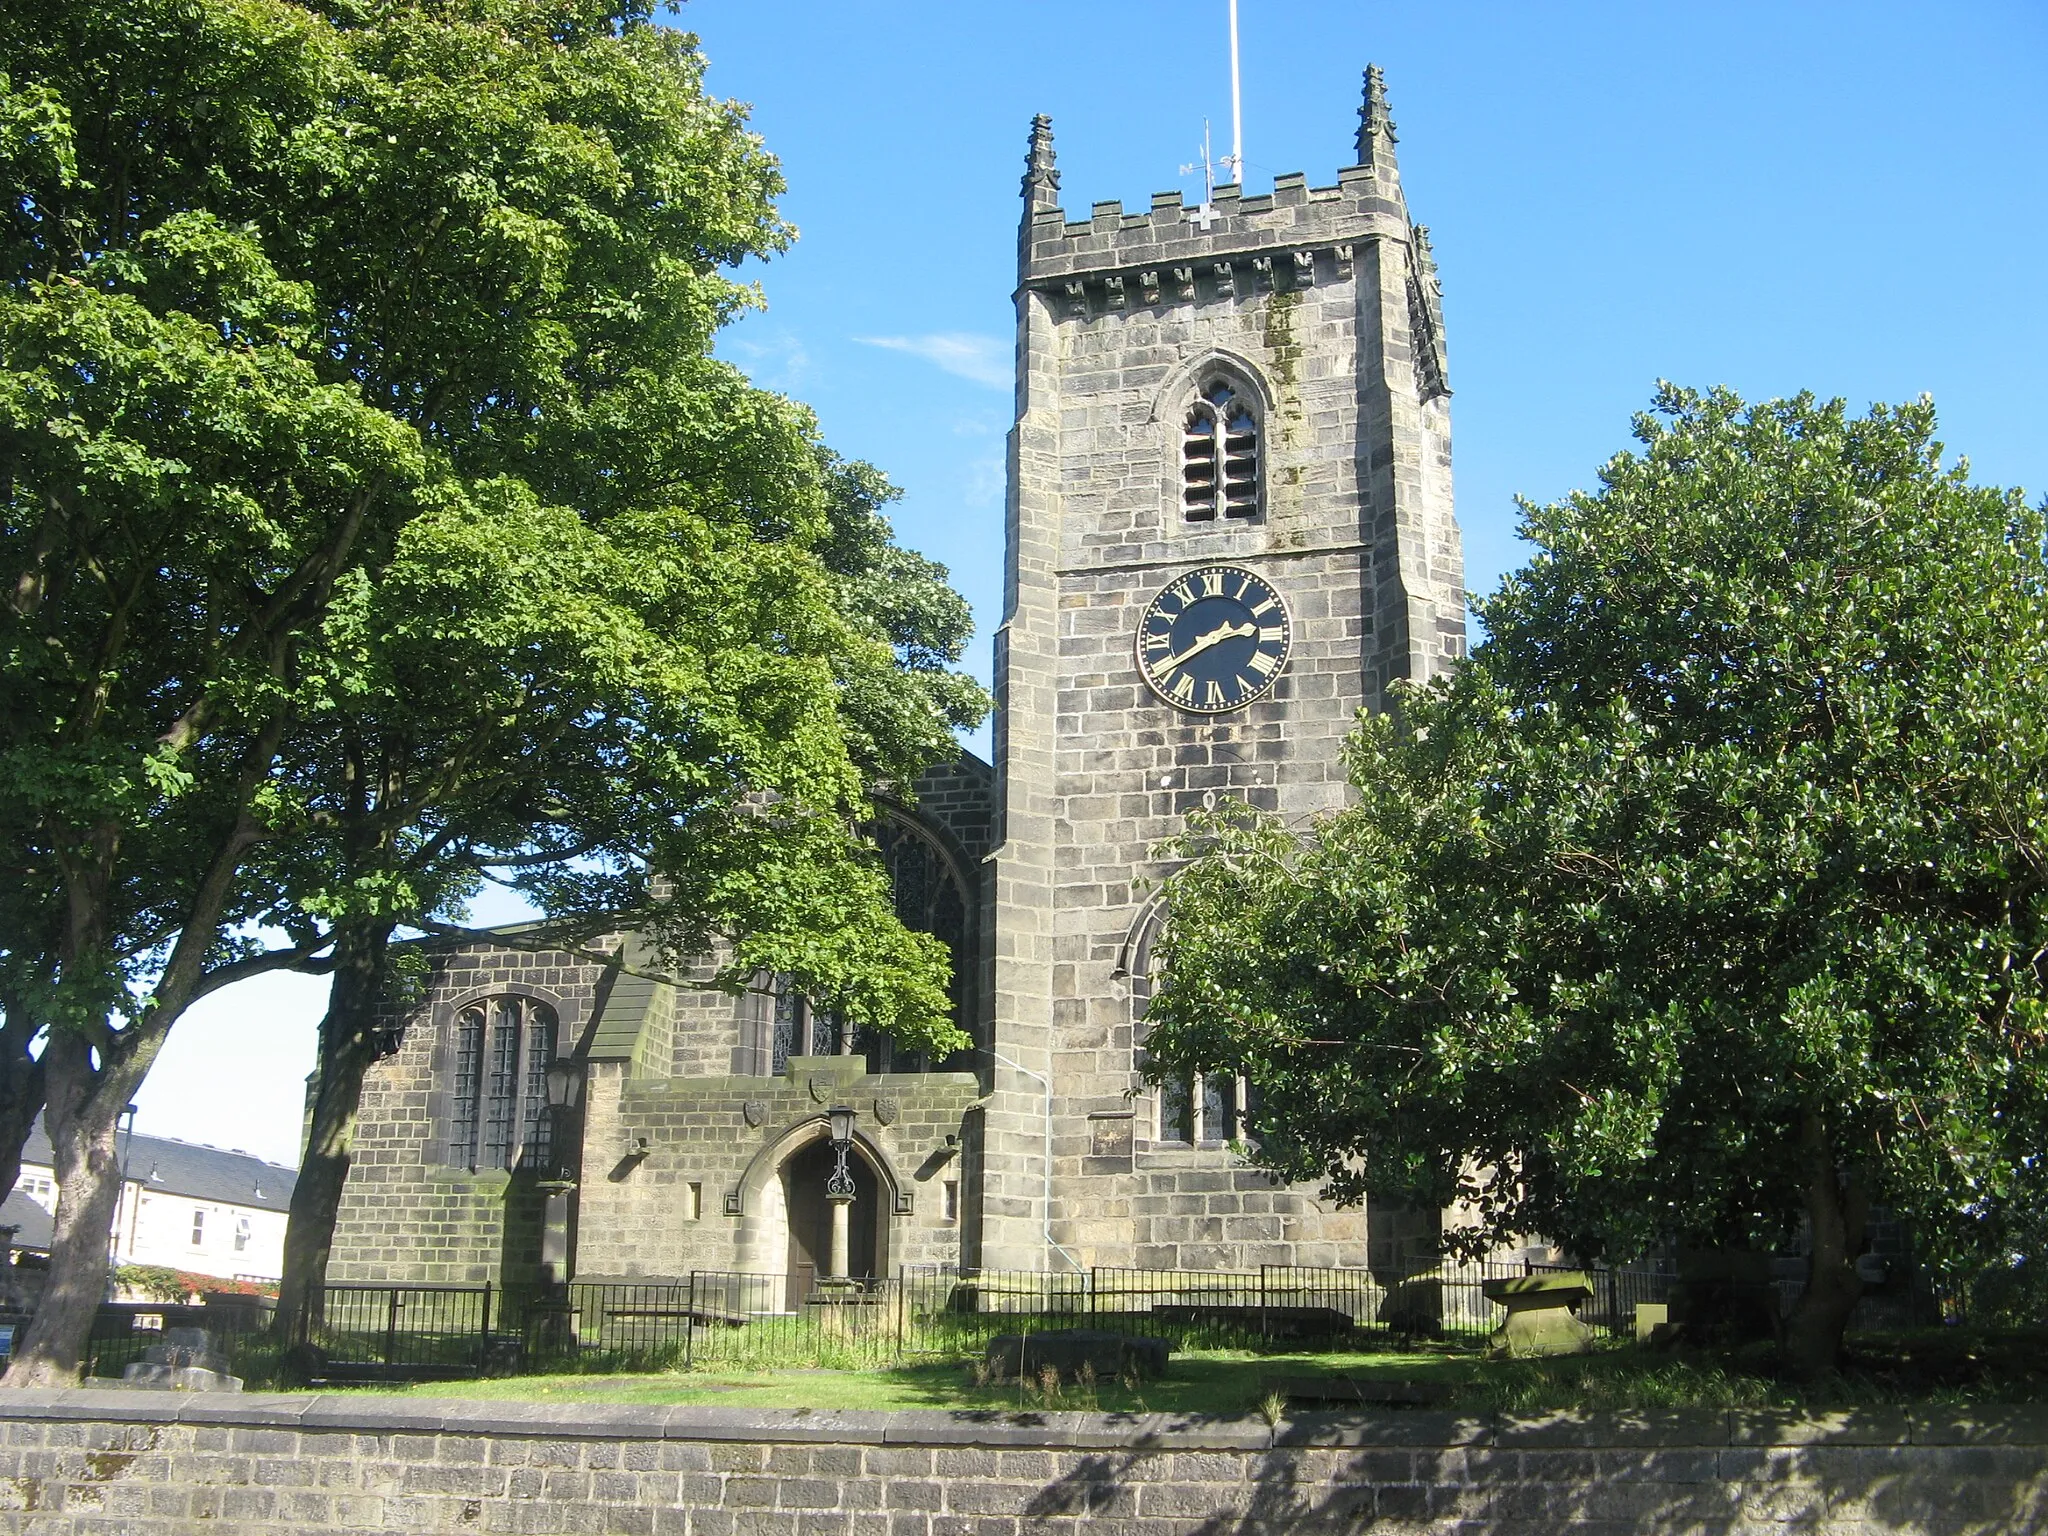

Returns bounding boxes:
[13,1121,297,1283]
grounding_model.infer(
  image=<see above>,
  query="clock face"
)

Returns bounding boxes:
[1136,565,1292,713]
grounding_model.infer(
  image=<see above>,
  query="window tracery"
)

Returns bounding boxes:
[760,818,972,1076]
[448,996,557,1171]
[1128,903,1246,1146]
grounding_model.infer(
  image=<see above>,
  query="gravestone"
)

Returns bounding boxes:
[1483,1273,1596,1357]
[119,1326,243,1392]
[983,1329,1170,1383]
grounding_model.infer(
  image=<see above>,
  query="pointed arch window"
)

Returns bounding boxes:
[758,818,973,1077]
[448,996,557,1171]
[1127,905,1248,1147]
[1182,376,1260,520]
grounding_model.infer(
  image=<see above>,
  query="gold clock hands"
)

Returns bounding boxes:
[1152,620,1256,676]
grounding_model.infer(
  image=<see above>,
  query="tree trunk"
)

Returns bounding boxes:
[275,924,393,1346]
[1782,1107,1868,1381]
[3,1030,132,1386]
[2,730,283,1386]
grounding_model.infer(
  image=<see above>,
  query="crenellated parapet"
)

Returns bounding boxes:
[1015,69,1449,397]
[1021,171,1402,297]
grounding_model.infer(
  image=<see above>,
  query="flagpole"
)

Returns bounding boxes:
[1227,0,1242,185]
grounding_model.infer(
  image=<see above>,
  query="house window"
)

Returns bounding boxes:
[765,981,857,1067]
[1181,376,1259,520]
[233,1216,251,1253]
[451,1007,486,1166]
[448,996,559,1170]
[520,1005,558,1168]
[1201,1075,1240,1143]
[942,1179,959,1223]
[809,1002,847,1059]
[687,1182,703,1222]
[190,1209,206,1247]
[1158,1075,1192,1143]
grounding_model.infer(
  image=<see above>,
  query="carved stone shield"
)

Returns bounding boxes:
[873,1095,900,1126]
[742,1100,766,1128]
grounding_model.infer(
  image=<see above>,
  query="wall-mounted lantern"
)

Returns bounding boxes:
[544,1059,585,1112]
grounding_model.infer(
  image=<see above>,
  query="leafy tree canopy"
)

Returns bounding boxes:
[1,0,983,1051]
[1145,387,2048,1371]
[0,0,984,1382]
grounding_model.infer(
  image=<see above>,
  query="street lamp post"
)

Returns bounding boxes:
[105,1103,138,1299]
[824,1105,856,1283]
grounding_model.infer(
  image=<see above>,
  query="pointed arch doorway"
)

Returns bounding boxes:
[779,1137,888,1307]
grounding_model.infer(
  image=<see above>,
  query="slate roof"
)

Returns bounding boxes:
[0,1191,52,1253]
[587,931,672,1073]
[20,1120,296,1214]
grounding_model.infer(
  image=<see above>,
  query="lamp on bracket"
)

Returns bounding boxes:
[535,1058,587,1307]
[543,1059,584,1112]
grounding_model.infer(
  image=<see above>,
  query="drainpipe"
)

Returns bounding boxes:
[986,1051,1083,1275]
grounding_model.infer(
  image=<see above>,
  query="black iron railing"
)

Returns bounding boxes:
[62,1259,1696,1384]
[306,1283,501,1381]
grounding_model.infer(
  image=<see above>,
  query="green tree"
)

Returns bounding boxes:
[0,0,980,1383]
[264,445,980,1343]
[0,200,429,1386]
[1145,388,2048,1376]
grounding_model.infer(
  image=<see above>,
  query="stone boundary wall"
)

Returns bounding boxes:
[0,1389,2041,1534]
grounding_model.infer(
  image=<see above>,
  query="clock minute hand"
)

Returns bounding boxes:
[1156,620,1255,674]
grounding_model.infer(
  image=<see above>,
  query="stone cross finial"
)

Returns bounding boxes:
[1356,64,1399,170]
[1023,114,1060,208]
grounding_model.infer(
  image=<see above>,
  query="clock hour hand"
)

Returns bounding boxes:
[1153,620,1255,674]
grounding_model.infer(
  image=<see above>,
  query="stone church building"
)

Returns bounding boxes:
[328,70,1466,1294]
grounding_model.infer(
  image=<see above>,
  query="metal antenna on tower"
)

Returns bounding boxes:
[1180,118,1220,211]
[1179,0,1243,228]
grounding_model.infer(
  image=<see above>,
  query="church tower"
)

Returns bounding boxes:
[982,70,1466,1271]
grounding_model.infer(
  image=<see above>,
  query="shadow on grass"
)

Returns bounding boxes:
[296,1328,2048,1424]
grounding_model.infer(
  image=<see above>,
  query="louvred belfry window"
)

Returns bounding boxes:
[1182,377,1259,520]
[448,996,558,1170]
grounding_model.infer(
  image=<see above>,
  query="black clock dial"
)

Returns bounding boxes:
[1136,565,1292,714]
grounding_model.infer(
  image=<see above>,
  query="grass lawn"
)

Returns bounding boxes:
[320,1331,2048,1417]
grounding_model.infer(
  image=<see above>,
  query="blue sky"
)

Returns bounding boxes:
[142,0,2047,1165]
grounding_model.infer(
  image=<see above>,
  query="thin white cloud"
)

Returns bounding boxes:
[964,453,1005,509]
[855,332,1011,390]
[726,329,813,392]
